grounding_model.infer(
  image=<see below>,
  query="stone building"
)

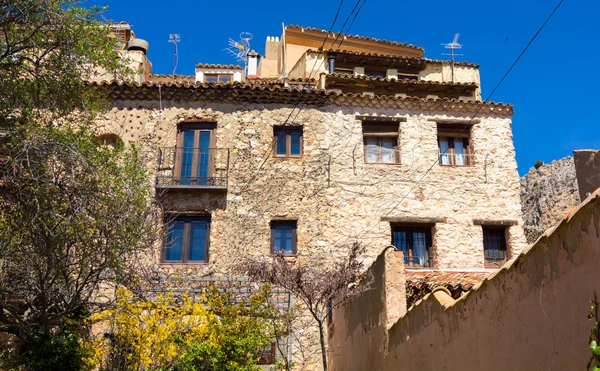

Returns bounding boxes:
[94,23,527,368]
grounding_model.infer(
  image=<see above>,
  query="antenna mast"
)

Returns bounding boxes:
[168,34,181,77]
[224,32,253,66]
[442,33,463,82]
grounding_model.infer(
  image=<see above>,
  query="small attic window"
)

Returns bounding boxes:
[204,74,233,83]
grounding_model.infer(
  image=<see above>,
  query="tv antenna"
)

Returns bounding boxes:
[224,32,253,65]
[168,34,181,77]
[442,33,463,82]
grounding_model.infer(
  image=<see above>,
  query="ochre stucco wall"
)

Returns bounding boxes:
[330,190,600,371]
[328,249,406,371]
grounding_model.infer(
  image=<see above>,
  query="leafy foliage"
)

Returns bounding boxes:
[87,285,287,371]
[588,294,600,371]
[0,0,130,127]
[19,309,93,371]
[0,124,160,366]
[534,160,544,169]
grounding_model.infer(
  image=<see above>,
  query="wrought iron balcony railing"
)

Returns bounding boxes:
[155,147,229,190]
[403,255,435,268]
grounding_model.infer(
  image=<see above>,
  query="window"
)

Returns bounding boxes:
[175,124,215,186]
[204,73,233,83]
[333,66,353,75]
[257,343,276,365]
[271,221,297,255]
[274,127,302,157]
[437,123,472,166]
[362,122,399,164]
[483,227,508,266]
[163,216,210,263]
[391,225,433,267]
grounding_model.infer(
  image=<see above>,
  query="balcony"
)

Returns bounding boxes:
[155,147,229,190]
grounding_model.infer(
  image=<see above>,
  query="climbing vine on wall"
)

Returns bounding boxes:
[588,294,600,370]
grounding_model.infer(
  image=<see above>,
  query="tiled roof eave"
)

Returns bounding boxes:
[326,73,479,88]
[195,63,244,70]
[405,270,492,291]
[90,81,513,115]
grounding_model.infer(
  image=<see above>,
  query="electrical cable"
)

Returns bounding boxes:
[334,0,566,246]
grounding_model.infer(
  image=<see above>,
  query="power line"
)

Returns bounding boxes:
[238,0,357,194]
[337,0,565,246]
[328,0,363,49]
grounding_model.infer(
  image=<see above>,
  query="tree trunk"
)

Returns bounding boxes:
[317,319,328,371]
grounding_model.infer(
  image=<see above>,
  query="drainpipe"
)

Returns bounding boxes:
[327,52,336,74]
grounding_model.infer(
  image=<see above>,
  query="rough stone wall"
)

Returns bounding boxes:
[96,100,526,271]
[95,99,526,368]
[520,157,580,243]
[419,63,481,100]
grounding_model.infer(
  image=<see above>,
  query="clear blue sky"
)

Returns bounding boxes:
[89,0,598,175]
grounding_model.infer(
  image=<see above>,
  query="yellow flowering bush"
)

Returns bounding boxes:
[85,285,287,371]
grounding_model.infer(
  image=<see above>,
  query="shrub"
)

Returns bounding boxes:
[534,160,544,169]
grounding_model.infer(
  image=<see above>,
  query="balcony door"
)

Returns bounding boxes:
[176,124,215,186]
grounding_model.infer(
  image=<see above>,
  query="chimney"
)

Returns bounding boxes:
[327,52,336,74]
[247,50,260,78]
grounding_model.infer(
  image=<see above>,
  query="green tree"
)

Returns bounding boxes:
[0,1,150,368]
[0,124,160,368]
[0,0,129,127]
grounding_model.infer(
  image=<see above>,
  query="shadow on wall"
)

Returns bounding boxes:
[574,149,600,202]
[329,189,600,371]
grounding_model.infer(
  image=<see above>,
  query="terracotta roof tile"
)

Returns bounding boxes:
[327,73,479,88]
[195,63,244,70]
[89,80,513,114]
[147,74,195,83]
[246,77,317,87]
[286,25,424,53]
[405,270,491,291]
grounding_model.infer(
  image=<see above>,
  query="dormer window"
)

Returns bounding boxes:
[204,74,233,83]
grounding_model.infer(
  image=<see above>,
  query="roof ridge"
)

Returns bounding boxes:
[285,25,424,53]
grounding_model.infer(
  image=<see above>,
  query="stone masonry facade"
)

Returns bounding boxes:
[95,98,527,274]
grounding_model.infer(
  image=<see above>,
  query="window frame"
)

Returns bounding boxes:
[162,215,211,264]
[437,123,473,166]
[270,220,298,256]
[273,127,303,158]
[257,342,276,365]
[482,226,509,267]
[391,224,434,268]
[204,73,233,83]
[362,122,400,164]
